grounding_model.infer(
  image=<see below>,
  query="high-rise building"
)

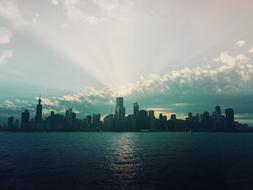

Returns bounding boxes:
[138,110,148,130]
[212,106,225,130]
[35,96,42,123]
[168,114,176,130]
[114,97,125,130]
[86,115,92,128]
[133,103,139,130]
[92,114,101,130]
[186,112,193,129]
[158,113,167,130]
[50,111,55,129]
[103,114,114,130]
[21,110,30,128]
[171,114,176,121]
[14,119,19,128]
[133,103,139,117]
[125,114,135,131]
[65,108,73,125]
[148,110,156,130]
[215,106,222,115]
[71,112,77,124]
[8,116,14,128]
[192,113,200,129]
[201,111,212,129]
[225,108,235,129]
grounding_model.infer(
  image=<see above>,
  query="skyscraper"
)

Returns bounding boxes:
[201,111,212,129]
[35,96,42,123]
[148,110,156,131]
[133,102,139,130]
[92,114,101,130]
[65,108,73,125]
[21,110,30,128]
[225,108,235,129]
[215,106,222,115]
[86,115,92,129]
[114,97,125,130]
[103,114,114,130]
[138,110,148,130]
[14,119,19,128]
[212,106,225,130]
[187,112,193,129]
[133,103,139,118]
[8,116,14,128]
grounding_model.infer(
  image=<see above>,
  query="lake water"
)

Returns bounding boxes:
[0,132,253,190]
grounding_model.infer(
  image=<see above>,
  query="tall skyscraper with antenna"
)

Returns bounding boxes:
[35,96,42,123]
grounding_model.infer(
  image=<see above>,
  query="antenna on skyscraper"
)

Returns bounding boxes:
[38,94,42,104]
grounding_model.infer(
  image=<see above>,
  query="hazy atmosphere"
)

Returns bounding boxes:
[1,0,253,124]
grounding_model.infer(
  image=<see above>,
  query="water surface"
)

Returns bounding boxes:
[0,132,253,190]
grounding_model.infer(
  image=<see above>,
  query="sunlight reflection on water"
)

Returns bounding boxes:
[109,133,142,180]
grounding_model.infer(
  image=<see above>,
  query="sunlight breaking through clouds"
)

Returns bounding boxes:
[1,44,253,122]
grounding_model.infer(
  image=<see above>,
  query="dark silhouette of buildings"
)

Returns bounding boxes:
[103,114,114,131]
[0,96,250,132]
[35,96,42,123]
[138,110,148,130]
[7,116,14,128]
[114,97,125,131]
[148,110,156,131]
[201,112,212,129]
[92,114,101,130]
[21,110,30,128]
[212,106,225,131]
[225,108,235,129]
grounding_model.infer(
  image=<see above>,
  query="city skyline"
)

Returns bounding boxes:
[1,93,253,126]
[1,96,250,131]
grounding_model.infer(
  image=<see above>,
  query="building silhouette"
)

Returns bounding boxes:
[1,96,249,132]
[138,110,148,130]
[133,102,139,130]
[201,112,212,129]
[8,116,14,128]
[35,96,42,123]
[14,119,19,128]
[92,114,101,130]
[212,106,225,131]
[103,114,114,130]
[114,97,125,130]
[148,110,156,131]
[225,108,235,129]
[21,110,30,128]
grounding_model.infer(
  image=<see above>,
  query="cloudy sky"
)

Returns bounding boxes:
[0,0,253,124]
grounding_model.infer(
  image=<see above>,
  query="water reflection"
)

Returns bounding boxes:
[109,133,143,180]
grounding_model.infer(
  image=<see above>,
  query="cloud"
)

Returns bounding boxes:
[40,98,59,106]
[63,0,105,24]
[214,52,236,65]
[19,49,253,116]
[2,100,16,110]
[62,0,133,24]
[250,47,253,54]
[51,0,59,6]
[0,0,26,26]
[1,42,253,122]
[0,27,12,44]
[93,0,120,11]
[235,40,245,47]
[0,50,13,65]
